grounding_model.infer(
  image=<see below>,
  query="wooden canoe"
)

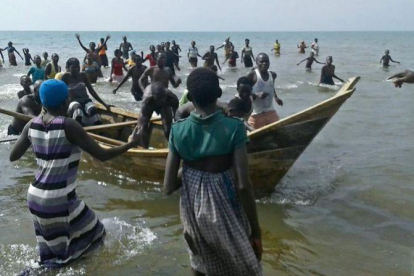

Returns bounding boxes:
[89,76,360,194]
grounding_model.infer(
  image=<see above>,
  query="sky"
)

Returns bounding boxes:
[0,0,413,32]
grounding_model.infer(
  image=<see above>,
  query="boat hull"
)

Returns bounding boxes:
[91,77,360,193]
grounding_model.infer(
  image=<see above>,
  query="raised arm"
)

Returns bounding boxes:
[96,35,111,52]
[75,33,89,53]
[113,69,132,94]
[9,120,32,161]
[233,145,262,260]
[65,118,139,161]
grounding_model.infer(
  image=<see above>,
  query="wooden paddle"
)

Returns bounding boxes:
[0,107,137,131]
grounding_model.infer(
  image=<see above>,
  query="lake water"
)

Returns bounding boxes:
[0,31,414,275]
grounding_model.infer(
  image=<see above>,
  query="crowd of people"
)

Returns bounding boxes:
[3,34,413,276]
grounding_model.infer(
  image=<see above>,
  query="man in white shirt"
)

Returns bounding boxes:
[311,38,319,56]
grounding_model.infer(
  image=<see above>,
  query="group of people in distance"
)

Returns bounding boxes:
[4,33,412,276]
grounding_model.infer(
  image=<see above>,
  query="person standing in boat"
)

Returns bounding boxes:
[129,82,178,148]
[44,53,62,80]
[10,79,140,274]
[164,68,263,276]
[119,36,133,60]
[61,58,111,126]
[8,80,43,135]
[241,39,255,68]
[113,55,148,101]
[297,52,325,70]
[138,52,181,91]
[319,56,344,85]
[4,42,23,66]
[247,53,283,130]
[388,70,414,88]
[380,50,400,67]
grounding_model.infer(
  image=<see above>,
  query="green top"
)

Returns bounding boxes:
[179,89,189,106]
[169,110,249,162]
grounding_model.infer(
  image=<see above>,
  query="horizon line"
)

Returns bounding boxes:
[0,30,413,32]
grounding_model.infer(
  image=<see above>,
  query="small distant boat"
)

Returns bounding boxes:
[88,77,360,193]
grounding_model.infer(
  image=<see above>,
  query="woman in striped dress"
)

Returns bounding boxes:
[10,79,139,269]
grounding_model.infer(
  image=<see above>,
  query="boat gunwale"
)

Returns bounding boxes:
[95,77,360,156]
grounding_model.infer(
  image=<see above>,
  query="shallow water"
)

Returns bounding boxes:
[1,31,414,275]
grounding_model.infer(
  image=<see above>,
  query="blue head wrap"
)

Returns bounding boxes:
[39,79,68,109]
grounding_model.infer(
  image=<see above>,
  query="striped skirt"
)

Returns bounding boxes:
[180,165,263,276]
[27,186,105,267]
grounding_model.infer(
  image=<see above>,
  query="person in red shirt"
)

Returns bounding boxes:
[143,45,157,67]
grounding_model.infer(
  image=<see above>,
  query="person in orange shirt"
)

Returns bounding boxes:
[98,37,108,67]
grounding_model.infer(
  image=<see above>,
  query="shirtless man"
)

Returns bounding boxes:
[380,50,400,67]
[131,82,179,148]
[297,52,325,70]
[171,40,181,66]
[119,36,133,60]
[388,70,414,88]
[8,80,43,135]
[319,56,344,85]
[17,75,32,99]
[113,55,148,101]
[202,45,221,71]
[297,41,307,54]
[138,52,181,91]
[165,41,180,75]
